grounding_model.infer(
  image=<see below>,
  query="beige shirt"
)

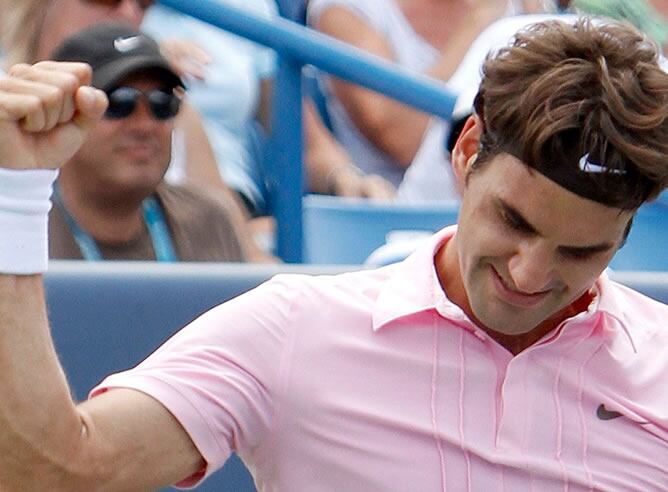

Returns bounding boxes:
[49,182,245,262]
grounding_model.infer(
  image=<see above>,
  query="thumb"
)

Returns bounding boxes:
[73,86,108,131]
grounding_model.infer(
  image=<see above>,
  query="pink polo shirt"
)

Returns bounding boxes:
[93,226,668,491]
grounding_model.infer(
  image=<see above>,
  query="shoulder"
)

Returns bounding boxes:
[602,278,668,354]
[595,279,668,438]
[47,204,83,260]
[247,267,391,324]
[188,268,386,339]
[308,0,387,27]
[157,183,234,218]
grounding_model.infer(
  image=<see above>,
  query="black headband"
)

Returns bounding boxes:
[474,89,651,209]
[494,139,651,208]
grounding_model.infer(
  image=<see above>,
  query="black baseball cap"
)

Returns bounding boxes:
[51,22,183,91]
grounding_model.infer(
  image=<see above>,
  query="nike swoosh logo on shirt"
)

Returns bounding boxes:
[597,404,623,421]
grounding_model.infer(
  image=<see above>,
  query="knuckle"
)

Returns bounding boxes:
[24,95,44,114]
[44,86,65,107]
[60,72,80,94]
[74,62,93,81]
[33,61,53,70]
[8,63,30,76]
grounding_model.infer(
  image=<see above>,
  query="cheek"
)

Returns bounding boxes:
[460,213,516,265]
[554,251,616,299]
[81,128,116,152]
[158,130,173,157]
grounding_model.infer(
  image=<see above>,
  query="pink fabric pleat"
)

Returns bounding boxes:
[431,317,447,492]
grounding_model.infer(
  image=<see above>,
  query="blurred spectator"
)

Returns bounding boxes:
[142,1,278,216]
[1,0,149,66]
[0,0,278,260]
[398,13,577,203]
[307,0,520,197]
[143,2,394,217]
[49,23,253,262]
[0,0,226,190]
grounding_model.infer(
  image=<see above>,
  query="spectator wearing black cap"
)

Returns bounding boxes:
[48,23,250,262]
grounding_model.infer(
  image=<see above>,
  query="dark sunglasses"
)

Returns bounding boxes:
[105,87,181,121]
[81,0,154,11]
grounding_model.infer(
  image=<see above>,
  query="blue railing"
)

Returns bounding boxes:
[158,0,457,262]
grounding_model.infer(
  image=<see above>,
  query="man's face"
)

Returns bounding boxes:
[39,0,150,60]
[54,0,149,29]
[448,123,633,335]
[66,73,175,201]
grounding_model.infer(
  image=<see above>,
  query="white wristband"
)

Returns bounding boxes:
[0,167,58,274]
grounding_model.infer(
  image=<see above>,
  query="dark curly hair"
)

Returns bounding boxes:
[472,18,668,209]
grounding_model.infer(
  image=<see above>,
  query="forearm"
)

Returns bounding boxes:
[0,274,91,489]
[315,6,431,166]
[426,28,486,83]
[304,102,395,199]
[333,83,431,166]
[343,6,504,164]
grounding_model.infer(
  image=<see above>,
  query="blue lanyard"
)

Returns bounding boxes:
[53,186,178,262]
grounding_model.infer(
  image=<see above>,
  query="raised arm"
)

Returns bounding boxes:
[0,62,203,490]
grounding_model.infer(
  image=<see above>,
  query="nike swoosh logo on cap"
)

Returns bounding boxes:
[114,36,142,53]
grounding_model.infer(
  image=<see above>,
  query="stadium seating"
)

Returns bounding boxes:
[303,194,460,264]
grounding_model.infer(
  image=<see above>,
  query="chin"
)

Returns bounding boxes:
[472,302,550,336]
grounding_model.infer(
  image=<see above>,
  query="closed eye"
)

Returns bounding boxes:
[559,245,610,261]
[499,204,536,235]
[495,198,615,260]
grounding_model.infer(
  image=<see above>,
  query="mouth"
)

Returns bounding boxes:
[120,143,157,159]
[490,266,550,308]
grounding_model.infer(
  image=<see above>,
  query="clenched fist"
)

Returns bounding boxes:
[0,61,108,171]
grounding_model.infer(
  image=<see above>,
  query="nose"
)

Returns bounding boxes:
[125,99,159,129]
[506,241,557,294]
[115,0,145,27]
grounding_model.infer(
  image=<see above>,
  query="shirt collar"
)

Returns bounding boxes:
[372,226,639,351]
[373,226,465,331]
[588,272,641,352]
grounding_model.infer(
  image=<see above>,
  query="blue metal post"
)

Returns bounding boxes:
[266,58,304,262]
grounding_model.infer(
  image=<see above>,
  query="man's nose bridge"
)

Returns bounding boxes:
[128,96,155,123]
[116,0,144,26]
[509,240,554,291]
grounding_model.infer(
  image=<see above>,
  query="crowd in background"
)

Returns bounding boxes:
[0,0,666,263]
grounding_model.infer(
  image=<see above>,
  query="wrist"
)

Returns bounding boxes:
[326,163,364,195]
[0,167,59,274]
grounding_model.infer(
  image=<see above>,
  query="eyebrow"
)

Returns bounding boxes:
[496,199,616,255]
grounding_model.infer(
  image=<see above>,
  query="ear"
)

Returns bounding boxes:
[450,115,482,191]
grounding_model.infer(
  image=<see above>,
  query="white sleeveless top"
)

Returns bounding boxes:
[307,0,440,186]
[308,0,520,196]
